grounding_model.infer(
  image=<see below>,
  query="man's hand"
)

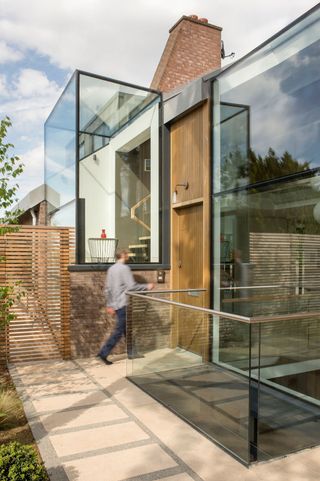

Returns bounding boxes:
[106,307,116,316]
[147,283,154,290]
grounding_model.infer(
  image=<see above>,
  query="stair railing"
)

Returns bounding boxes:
[130,194,151,232]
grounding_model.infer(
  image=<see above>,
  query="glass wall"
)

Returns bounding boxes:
[212,5,320,461]
[213,5,320,319]
[44,73,76,226]
[45,71,162,263]
[214,7,320,193]
[78,73,161,263]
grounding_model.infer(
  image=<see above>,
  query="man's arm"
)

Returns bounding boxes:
[123,266,153,292]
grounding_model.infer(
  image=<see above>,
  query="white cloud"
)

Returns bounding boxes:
[14,68,61,98]
[1,68,62,132]
[0,0,317,86]
[0,40,23,64]
[0,68,62,200]
[17,143,44,198]
[0,0,318,200]
[0,74,9,97]
[19,135,31,141]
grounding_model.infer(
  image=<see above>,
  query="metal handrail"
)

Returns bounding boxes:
[143,288,207,294]
[127,291,251,323]
[127,289,320,324]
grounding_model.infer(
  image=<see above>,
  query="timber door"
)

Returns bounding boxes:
[170,102,211,357]
[174,204,203,293]
[172,204,204,354]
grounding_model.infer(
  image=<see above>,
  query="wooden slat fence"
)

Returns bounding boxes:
[0,226,75,364]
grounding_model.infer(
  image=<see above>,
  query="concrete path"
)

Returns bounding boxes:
[10,358,320,481]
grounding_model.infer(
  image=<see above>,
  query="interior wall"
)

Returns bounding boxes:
[79,105,159,262]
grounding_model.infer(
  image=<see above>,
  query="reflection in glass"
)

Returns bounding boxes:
[127,293,251,464]
[212,6,320,462]
[78,72,161,263]
[215,173,320,318]
[116,138,151,262]
[79,74,159,159]
[214,7,320,193]
[44,74,76,225]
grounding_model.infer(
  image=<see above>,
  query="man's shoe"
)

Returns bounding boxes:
[96,354,113,365]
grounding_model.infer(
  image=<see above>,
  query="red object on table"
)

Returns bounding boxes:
[101,229,107,239]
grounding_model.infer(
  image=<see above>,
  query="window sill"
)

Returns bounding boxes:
[68,263,171,272]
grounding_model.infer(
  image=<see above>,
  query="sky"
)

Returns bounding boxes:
[0,0,318,200]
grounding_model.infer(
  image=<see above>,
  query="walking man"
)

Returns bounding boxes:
[97,248,154,365]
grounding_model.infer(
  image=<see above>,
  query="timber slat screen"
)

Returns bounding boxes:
[0,226,75,364]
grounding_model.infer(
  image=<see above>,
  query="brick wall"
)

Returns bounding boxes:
[70,269,170,358]
[151,15,222,92]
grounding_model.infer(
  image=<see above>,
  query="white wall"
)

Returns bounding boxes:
[79,104,159,262]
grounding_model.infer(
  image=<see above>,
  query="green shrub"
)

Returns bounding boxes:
[0,389,23,428]
[0,441,47,481]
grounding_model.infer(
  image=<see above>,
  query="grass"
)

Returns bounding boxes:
[0,384,24,428]
[0,368,35,445]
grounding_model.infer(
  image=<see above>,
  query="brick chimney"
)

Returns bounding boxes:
[151,15,222,92]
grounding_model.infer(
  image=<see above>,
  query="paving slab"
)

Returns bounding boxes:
[63,444,178,481]
[10,358,320,481]
[32,391,111,414]
[50,421,149,457]
[40,403,128,432]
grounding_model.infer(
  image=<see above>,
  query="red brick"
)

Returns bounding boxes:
[151,15,221,92]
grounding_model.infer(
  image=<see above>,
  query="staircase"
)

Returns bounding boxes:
[128,236,151,262]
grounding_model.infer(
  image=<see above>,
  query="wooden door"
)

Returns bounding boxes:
[175,204,203,293]
[170,102,211,358]
[173,204,204,354]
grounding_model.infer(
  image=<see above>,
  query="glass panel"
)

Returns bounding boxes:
[50,200,76,227]
[212,171,320,460]
[44,74,76,226]
[79,73,159,158]
[78,72,161,263]
[212,7,320,461]
[127,293,251,464]
[214,7,320,193]
[115,137,151,262]
[256,315,320,461]
[214,172,320,319]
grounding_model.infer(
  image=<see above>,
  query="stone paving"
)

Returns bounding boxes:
[10,358,320,481]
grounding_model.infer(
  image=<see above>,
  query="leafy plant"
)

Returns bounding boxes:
[0,441,47,481]
[0,117,24,332]
[0,389,23,428]
[0,117,24,227]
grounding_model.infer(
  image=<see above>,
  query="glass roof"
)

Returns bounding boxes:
[79,73,160,140]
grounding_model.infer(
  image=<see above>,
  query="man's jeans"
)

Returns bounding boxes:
[99,307,130,358]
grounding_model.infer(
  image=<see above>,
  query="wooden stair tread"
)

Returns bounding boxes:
[129,244,148,249]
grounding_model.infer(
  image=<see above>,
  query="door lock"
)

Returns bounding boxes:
[178,260,182,268]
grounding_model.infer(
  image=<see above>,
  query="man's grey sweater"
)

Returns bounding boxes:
[105,261,148,310]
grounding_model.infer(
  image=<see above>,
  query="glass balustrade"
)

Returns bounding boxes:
[126,290,320,465]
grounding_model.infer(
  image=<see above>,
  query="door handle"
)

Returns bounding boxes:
[178,260,182,268]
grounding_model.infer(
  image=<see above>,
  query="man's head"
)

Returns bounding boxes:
[115,248,130,263]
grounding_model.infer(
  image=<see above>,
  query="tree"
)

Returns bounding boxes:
[0,117,24,330]
[221,146,310,190]
[247,147,310,184]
